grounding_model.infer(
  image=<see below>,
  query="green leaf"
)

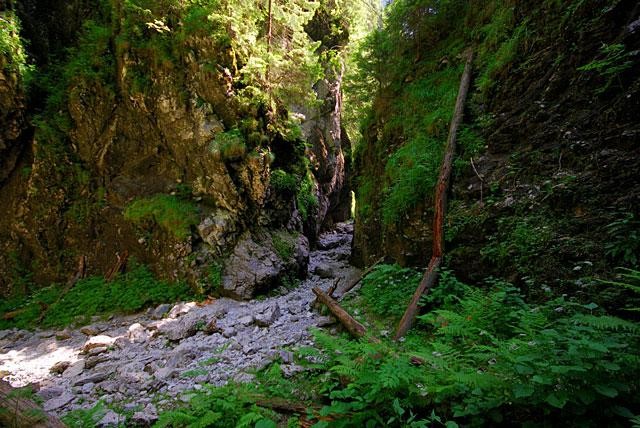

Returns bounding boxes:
[392,398,405,417]
[513,383,535,398]
[445,421,460,428]
[594,384,618,398]
[532,375,552,385]
[545,393,568,408]
[255,419,277,428]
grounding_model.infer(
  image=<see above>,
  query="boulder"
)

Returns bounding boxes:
[168,302,196,319]
[73,372,109,386]
[80,326,99,336]
[254,303,281,327]
[150,304,172,320]
[222,233,310,299]
[82,335,115,353]
[221,233,284,299]
[156,314,204,341]
[97,410,123,427]
[128,323,151,343]
[50,361,71,375]
[314,264,334,279]
[132,404,159,426]
[43,392,75,412]
[62,360,85,378]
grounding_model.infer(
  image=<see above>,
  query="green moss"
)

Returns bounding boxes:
[297,172,318,221]
[124,194,199,240]
[207,262,223,294]
[270,169,298,194]
[0,11,32,79]
[382,135,443,225]
[209,129,247,161]
[0,265,195,330]
[272,232,295,261]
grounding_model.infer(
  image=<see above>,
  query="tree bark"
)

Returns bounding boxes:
[312,287,369,340]
[394,49,474,340]
[393,257,442,340]
[0,381,66,428]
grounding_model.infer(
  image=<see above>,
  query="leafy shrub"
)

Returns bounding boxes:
[359,264,422,320]
[297,173,318,221]
[578,43,633,93]
[155,383,278,428]
[270,169,298,194]
[604,213,640,267]
[481,215,555,276]
[207,262,223,293]
[124,194,199,239]
[210,129,247,161]
[0,11,31,78]
[63,401,109,428]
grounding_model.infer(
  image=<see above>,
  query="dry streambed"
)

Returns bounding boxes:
[0,223,359,426]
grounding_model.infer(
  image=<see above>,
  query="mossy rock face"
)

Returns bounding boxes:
[0,0,349,294]
[352,0,640,293]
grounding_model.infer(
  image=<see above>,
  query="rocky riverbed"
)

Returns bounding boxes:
[0,222,359,426]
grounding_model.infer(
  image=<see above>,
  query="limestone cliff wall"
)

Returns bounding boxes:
[0,1,350,298]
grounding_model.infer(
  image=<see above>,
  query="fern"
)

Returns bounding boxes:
[572,314,640,333]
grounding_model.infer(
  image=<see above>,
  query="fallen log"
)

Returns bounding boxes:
[0,381,66,428]
[312,287,379,343]
[338,256,384,300]
[394,49,474,340]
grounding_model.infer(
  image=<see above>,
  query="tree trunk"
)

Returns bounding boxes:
[266,0,273,108]
[394,49,474,340]
[0,381,66,428]
[312,287,369,339]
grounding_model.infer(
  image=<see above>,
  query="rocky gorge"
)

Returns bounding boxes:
[0,223,359,426]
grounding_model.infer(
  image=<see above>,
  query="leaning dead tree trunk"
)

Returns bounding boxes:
[394,50,474,340]
[0,381,66,428]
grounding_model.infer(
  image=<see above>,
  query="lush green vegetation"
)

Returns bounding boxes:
[351,0,530,226]
[72,266,636,427]
[0,11,31,78]
[0,265,194,330]
[124,194,200,240]
[272,231,296,261]
[308,273,640,426]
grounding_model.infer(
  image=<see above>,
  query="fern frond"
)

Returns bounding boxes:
[572,314,640,333]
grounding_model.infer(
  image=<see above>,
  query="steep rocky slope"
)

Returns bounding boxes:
[353,0,640,295]
[0,1,352,298]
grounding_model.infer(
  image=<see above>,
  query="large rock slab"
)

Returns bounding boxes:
[221,232,309,299]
